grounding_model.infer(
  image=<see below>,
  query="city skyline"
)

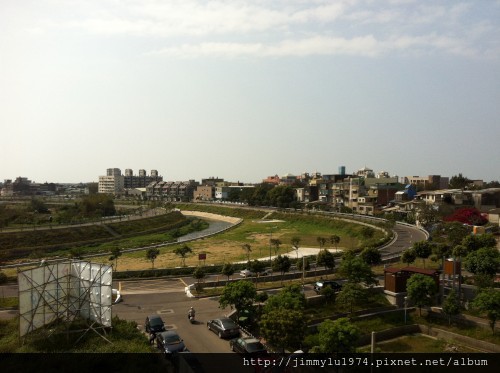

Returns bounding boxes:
[2,1,500,184]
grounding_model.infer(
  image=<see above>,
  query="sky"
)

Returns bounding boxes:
[1,0,500,184]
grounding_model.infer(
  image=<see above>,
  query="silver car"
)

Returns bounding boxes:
[207,317,241,339]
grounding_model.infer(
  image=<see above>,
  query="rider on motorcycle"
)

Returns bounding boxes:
[188,307,195,320]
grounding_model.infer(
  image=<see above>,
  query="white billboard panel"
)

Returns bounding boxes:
[18,261,112,337]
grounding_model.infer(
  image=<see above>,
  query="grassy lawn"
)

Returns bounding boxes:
[1,204,388,274]
[358,334,479,353]
[0,316,153,353]
[0,297,18,308]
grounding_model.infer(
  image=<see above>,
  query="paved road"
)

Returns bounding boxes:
[112,278,239,353]
[379,223,428,261]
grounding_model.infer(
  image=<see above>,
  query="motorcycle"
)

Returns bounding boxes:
[188,311,195,324]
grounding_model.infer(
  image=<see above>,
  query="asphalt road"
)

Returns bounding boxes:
[112,278,237,353]
[380,223,428,260]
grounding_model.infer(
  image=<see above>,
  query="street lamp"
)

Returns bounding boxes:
[268,226,277,265]
[404,296,408,324]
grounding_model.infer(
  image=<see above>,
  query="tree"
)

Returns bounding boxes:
[146,248,160,269]
[464,247,500,277]
[416,204,439,228]
[442,289,461,325]
[337,282,366,313]
[449,173,471,189]
[270,239,282,256]
[432,243,451,260]
[452,244,468,258]
[444,207,488,226]
[461,233,497,253]
[291,237,301,259]
[316,237,326,249]
[241,244,252,262]
[30,197,49,214]
[266,185,296,208]
[221,263,235,281]
[316,249,335,271]
[316,318,360,353]
[249,259,267,278]
[259,308,306,352]
[173,245,193,267]
[297,256,310,272]
[320,286,336,305]
[338,254,377,286]
[360,247,382,266]
[401,249,417,266]
[272,255,291,283]
[79,194,116,217]
[0,270,7,285]
[406,274,437,316]
[412,241,433,268]
[329,234,341,252]
[193,266,206,291]
[219,281,257,317]
[359,226,375,239]
[264,284,306,312]
[109,247,122,270]
[442,222,470,247]
[472,289,500,334]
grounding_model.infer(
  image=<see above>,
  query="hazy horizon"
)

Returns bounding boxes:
[2,1,499,184]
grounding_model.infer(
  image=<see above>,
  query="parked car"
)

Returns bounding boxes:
[156,330,187,354]
[313,280,342,294]
[230,337,267,354]
[240,268,272,277]
[240,269,254,277]
[207,317,241,339]
[145,315,166,334]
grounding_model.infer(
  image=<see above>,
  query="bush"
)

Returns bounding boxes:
[0,271,7,284]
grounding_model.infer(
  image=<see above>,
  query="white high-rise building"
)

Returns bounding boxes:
[99,168,124,194]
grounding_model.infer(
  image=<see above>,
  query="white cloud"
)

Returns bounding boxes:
[149,35,380,58]
[4,0,498,59]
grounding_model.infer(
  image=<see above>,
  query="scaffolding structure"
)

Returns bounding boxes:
[18,261,113,343]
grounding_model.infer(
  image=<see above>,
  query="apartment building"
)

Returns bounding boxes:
[403,175,449,190]
[98,169,124,194]
[146,180,199,201]
[123,169,162,189]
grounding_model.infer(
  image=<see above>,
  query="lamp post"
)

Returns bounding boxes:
[268,226,277,266]
[404,296,408,324]
[269,227,272,265]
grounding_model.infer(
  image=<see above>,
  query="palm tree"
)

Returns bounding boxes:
[109,247,122,270]
[317,237,326,249]
[242,244,252,262]
[291,237,301,259]
[329,235,340,253]
[270,239,282,256]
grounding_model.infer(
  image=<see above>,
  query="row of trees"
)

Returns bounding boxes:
[215,246,381,352]
[224,184,300,209]
[0,195,118,229]
[401,230,499,287]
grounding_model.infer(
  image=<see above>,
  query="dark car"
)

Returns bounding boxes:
[207,317,241,339]
[156,330,187,354]
[145,315,166,334]
[313,280,342,294]
[230,337,267,354]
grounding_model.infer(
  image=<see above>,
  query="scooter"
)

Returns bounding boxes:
[188,312,195,324]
